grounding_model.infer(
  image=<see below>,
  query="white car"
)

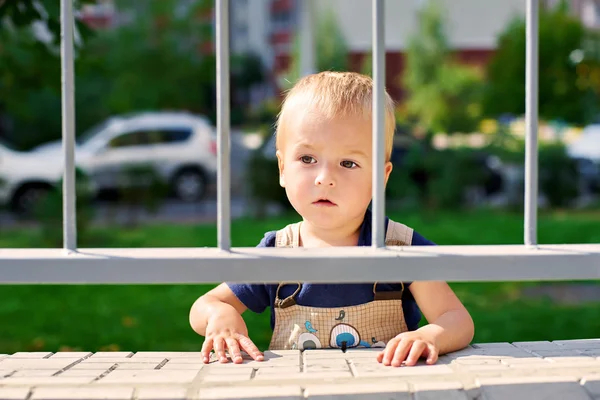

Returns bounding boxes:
[33,111,218,202]
[0,140,63,214]
[567,124,600,163]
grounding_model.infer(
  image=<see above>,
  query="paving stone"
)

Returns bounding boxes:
[513,341,560,351]
[156,358,204,364]
[259,371,353,381]
[0,359,81,370]
[532,350,589,358]
[10,370,59,377]
[30,387,133,400]
[0,388,31,400]
[82,358,166,364]
[452,358,502,365]
[47,352,92,359]
[577,350,600,357]
[159,362,204,370]
[413,390,468,400]
[4,346,600,398]
[303,352,356,360]
[88,352,133,358]
[58,369,109,377]
[304,359,349,372]
[0,355,9,361]
[500,357,553,365]
[132,352,203,358]
[0,376,94,385]
[69,362,116,370]
[136,386,188,400]
[9,352,53,359]
[95,369,198,384]
[202,372,253,382]
[553,339,600,349]
[547,356,598,363]
[472,343,520,350]
[304,382,410,399]
[478,376,591,400]
[254,367,301,376]
[204,366,254,375]
[113,363,162,370]
[454,364,510,373]
[411,381,464,391]
[198,385,302,399]
[353,364,454,377]
[581,374,600,398]
[0,369,15,377]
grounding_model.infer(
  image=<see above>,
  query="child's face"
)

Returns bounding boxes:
[276,110,393,232]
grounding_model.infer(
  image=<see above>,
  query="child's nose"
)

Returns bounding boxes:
[315,167,336,187]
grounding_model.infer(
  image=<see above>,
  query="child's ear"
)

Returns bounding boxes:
[276,150,286,187]
[383,161,393,186]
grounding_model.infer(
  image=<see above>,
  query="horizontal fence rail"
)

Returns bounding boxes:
[0,245,599,284]
[1,0,598,286]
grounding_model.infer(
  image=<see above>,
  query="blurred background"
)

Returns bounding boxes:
[1,0,600,354]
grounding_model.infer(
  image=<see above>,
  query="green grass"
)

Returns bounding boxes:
[1,208,600,353]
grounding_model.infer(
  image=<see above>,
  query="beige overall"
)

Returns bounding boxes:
[268,220,415,351]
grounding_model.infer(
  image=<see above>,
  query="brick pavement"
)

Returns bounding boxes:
[1,340,600,399]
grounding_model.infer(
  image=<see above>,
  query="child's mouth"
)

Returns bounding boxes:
[313,199,336,207]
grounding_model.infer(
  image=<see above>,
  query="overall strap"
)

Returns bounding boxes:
[275,222,302,248]
[274,222,303,308]
[385,220,414,247]
[373,219,414,301]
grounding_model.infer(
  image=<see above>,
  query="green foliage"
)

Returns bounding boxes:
[281,8,349,88]
[539,144,580,208]
[482,138,581,209]
[402,0,484,134]
[387,145,491,211]
[0,0,95,48]
[0,0,266,149]
[33,168,95,247]
[112,164,170,227]
[246,140,293,218]
[483,3,596,124]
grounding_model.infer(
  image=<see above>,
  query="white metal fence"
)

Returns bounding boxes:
[0,0,599,284]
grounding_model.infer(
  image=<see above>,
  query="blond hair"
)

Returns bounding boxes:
[275,71,396,161]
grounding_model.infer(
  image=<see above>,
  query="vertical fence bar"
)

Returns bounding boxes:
[61,0,77,252]
[372,0,385,248]
[216,0,231,251]
[299,0,315,76]
[525,0,539,247]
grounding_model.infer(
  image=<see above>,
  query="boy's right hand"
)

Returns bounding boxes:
[201,304,264,364]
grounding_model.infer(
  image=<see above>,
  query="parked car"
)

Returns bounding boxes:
[33,111,218,202]
[0,139,63,214]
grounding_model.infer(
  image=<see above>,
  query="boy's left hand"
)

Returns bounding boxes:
[376,331,439,367]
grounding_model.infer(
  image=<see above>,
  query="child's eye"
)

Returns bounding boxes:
[300,156,316,164]
[340,160,357,169]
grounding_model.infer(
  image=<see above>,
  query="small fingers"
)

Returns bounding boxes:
[201,337,213,364]
[426,343,439,365]
[391,339,414,367]
[238,335,264,361]
[225,337,243,364]
[381,338,402,366]
[213,337,228,363]
[403,340,427,366]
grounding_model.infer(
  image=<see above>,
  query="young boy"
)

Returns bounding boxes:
[190,71,474,368]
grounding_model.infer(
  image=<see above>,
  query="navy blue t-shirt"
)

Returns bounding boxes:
[227,209,435,332]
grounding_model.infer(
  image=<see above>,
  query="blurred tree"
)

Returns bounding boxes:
[281,8,349,88]
[0,0,221,149]
[483,1,597,124]
[401,0,484,138]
